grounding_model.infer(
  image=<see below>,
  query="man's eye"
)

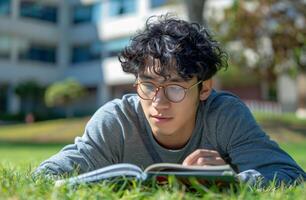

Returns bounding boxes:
[167,85,183,92]
[142,83,155,91]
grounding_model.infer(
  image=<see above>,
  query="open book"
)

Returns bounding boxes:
[55,163,237,187]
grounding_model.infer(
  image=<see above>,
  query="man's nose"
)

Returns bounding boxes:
[152,87,170,108]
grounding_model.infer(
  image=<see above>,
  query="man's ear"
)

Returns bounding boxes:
[199,79,213,101]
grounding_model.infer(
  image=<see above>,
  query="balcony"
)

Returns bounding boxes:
[0,17,58,44]
[0,60,59,84]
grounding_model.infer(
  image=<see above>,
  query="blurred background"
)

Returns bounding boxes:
[0,0,305,167]
[0,0,305,121]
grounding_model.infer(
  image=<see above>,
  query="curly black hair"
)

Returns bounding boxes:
[119,14,227,81]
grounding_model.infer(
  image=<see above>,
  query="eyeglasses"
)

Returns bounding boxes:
[134,80,203,103]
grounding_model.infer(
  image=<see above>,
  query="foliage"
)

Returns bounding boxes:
[0,113,24,122]
[184,0,207,25]
[15,80,44,99]
[45,79,86,107]
[217,64,260,88]
[0,84,8,112]
[210,0,306,75]
[14,80,45,114]
[45,78,86,117]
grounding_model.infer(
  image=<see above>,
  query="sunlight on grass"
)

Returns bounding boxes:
[0,144,63,166]
[0,117,89,143]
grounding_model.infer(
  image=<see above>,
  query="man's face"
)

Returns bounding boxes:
[137,69,204,149]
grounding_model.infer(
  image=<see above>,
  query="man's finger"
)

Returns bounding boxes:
[195,156,226,166]
[182,149,220,165]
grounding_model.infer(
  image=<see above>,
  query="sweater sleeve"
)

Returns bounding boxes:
[33,102,125,177]
[206,94,305,186]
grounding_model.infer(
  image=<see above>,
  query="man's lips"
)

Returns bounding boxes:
[150,115,173,122]
[150,114,172,119]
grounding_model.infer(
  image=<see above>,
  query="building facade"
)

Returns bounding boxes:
[1,0,231,116]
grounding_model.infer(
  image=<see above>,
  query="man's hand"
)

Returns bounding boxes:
[182,149,226,166]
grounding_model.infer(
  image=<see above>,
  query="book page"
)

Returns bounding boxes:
[144,163,233,173]
[55,163,145,187]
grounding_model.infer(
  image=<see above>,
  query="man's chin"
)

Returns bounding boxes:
[151,127,174,137]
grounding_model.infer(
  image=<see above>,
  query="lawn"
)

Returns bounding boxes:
[0,143,63,167]
[0,113,305,199]
[0,117,89,143]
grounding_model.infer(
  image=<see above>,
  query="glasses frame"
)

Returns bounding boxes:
[134,80,203,103]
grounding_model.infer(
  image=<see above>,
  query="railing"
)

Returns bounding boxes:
[243,100,282,114]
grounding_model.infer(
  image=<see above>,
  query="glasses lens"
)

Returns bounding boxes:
[138,82,156,99]
[165,85,185,102]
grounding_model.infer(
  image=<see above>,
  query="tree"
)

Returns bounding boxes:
[209,0,306,113]
[15,80,45,114]
[184,0,207,26]
[45,79,86,117]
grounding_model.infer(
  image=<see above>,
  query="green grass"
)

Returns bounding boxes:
[280,142,306,169]
[0,143,63,166]
[0,165,305,200]
[0,117,89,143]
[0,114,305,199]
[254,112,306,127]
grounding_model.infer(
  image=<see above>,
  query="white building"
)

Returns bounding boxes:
[0,0,230,116]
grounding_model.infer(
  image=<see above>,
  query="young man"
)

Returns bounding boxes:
[35,15,305,186]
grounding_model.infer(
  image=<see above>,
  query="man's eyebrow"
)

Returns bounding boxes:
[138,74,154,80]
[168,77,185,82]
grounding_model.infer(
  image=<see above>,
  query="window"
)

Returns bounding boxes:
[72,4,93,24]
[20,1,57,23]
[0,35,11,59]
[0,0,10,16]
[102,37,130,58]
[71,43,101,64]
[19,44,56,64]
[150,0,167,8]
[109,0,136,17]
